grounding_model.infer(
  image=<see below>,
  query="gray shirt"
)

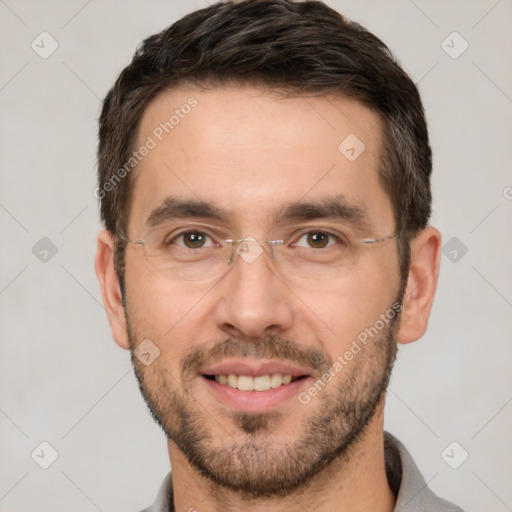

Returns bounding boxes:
[141,432,463,512]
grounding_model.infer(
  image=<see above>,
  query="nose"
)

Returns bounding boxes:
[213,240,294,339]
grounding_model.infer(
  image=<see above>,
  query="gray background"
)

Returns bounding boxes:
[1,0,511,510]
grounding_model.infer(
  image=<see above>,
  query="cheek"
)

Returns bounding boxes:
[307,257,400,350]
[125,258,218,352]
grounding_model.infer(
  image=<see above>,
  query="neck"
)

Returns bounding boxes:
[168,407,395,512]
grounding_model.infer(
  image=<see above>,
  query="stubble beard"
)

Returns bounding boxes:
[127,298,401,498]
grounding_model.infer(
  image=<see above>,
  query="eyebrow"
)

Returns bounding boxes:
[273,196,374,232]
[144,195,374,233]
[145,198,228,229]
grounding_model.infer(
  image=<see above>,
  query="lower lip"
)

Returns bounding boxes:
[201,376,310,413]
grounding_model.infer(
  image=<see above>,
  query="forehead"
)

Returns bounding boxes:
[127,84,393,234]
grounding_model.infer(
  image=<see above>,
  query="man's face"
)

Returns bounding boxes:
[123,85,402,496]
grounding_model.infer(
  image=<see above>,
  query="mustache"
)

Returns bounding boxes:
[180,335,333,379]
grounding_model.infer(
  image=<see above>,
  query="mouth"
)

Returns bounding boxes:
[203,373,307,391]
[199,360,312,412]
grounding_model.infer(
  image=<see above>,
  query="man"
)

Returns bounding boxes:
[94,1,463,510]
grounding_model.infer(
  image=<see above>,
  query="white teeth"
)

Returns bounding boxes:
[213,373,295,391]
[254,375,271,391]
[227,374,238,388]
[237,375,254,391]
[270,374,282,388]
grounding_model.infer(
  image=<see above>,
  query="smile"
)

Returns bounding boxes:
[205,373,303,391]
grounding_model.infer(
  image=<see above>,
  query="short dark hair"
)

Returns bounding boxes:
[97,0,432,290]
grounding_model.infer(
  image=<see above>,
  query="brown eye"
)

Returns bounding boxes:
[171,231,212,249]
[306,232,330,248]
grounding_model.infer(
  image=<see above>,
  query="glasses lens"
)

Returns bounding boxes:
[142,224,229,281]
[137,223,392,282]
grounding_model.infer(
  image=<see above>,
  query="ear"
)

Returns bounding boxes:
[397,227,441,345]
[95,230,130,350]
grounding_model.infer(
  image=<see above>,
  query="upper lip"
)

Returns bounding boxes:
[201,359,312,378]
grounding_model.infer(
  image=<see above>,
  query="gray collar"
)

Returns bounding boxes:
[384,432,463,511]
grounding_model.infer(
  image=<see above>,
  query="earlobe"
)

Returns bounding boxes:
[95,230,130,350]
[397,227,441,345]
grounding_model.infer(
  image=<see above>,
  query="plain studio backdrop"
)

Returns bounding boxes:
[0,1,511,511]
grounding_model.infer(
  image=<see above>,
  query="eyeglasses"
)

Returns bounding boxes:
[121,221,396,282]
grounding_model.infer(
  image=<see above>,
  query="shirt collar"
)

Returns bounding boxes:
[385,432,463,511]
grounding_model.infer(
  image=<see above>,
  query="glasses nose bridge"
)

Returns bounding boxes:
[226,237,283,267]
